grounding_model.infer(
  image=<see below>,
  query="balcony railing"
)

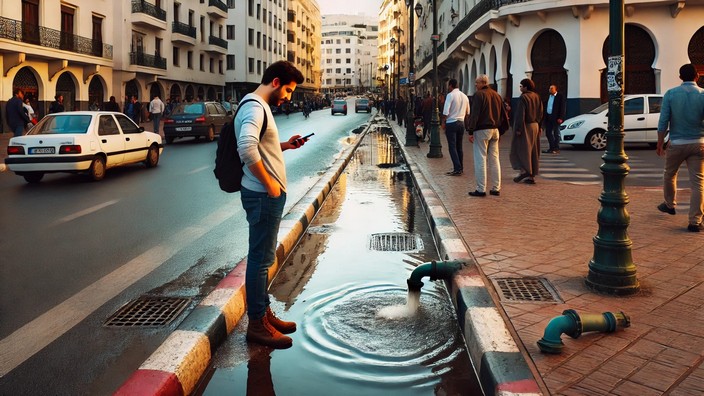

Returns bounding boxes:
[131,0,167,22]
[172,21,196,38]
[0,16,112,59]
[208,35,227,49]
[446,0,501,46]
[208,0,227,13]
[130,51,167,69]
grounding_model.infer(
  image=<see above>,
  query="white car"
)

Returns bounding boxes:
[559,94,663,150]
[5,111,163,183]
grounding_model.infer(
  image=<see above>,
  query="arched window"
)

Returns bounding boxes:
[688,26,704,88]
[531,29,568,102]
[601,24,656,102]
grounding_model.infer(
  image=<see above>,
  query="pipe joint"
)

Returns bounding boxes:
[407,260,465,292]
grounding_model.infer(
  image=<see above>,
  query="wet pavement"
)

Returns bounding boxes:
[195,127,482,395]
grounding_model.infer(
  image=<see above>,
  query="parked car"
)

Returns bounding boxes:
[559,94,663,150]
[355,98,371,113]
[331,99,347,116]
[163,101,233,144]
[5,111,163,183]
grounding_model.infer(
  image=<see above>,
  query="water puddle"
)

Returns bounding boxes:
[195,126,482,395]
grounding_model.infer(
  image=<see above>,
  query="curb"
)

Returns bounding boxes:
[114,124,373,396]
[390,120,544,396]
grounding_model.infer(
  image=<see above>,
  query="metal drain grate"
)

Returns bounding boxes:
[492,277,562,303]
[369,232,423,252]
[104,296,190,327]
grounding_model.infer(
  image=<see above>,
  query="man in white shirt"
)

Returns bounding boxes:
[149,95,165,134]
[442,78,470,175]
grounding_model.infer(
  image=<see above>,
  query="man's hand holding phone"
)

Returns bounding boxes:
[288,133,314,149]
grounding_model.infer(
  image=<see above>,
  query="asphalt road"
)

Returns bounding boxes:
[0,98,372,394]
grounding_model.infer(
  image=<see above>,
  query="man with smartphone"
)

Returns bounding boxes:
[236,61,309,348]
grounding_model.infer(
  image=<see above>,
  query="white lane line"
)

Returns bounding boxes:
[539,167,594,172]
[187,165,210,175]
[0,204,241,377]
[541,173,600,179]
[51,200,119,226]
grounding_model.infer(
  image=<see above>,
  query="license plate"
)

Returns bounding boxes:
[29,147,55,154]
[175,127,192,132]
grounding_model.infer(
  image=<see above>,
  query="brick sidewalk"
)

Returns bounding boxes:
[393,123,703,395]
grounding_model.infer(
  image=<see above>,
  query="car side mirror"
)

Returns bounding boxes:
[139,126,145,132]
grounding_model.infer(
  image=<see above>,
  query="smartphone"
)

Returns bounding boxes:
[302,133,314,140]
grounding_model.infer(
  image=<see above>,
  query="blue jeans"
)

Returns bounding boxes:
[241,187,287,320]
[544,117,561,151]
[445,121,464,172]
[151,113,161,134]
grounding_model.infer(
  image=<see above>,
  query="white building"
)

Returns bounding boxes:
[321,14,379,96]
[287,0,321,100]
[412,0,704,118]
[225,0,288,101]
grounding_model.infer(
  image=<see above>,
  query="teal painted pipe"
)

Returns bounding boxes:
[407,260,465,292]
[537,309,630,354]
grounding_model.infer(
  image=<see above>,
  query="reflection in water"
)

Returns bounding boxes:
[246,346,276,396]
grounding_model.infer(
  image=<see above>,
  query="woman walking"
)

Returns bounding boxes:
[510,78,543,184]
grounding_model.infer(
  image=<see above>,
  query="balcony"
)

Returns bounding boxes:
[172,21,196,45]
[0,16,112,59]
[131,0,167,30]
[205,35,227,54]
[129,51,166,69]
[207,0,228,19]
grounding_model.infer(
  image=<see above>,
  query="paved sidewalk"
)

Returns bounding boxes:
[392,122,703,395]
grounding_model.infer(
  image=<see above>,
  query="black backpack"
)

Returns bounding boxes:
[214,99,268,193]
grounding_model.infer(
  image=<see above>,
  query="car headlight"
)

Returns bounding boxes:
[566,120,585,129]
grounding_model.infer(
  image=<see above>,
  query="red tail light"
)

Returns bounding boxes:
[194,116,206,123]
[7,146,25,155]
[343,105,347,110]
[59,145,82,154]
[164,119,175,124]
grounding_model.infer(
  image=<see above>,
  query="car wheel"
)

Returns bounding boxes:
[88,156,106,181]
[344,111,347,116]
[206,126,215,142]
[23,172,44,184]
[648,143,658,149]
[145,145,159,168]
[587,130,607,150]
[331,111,334,115]
[165,136,175,144]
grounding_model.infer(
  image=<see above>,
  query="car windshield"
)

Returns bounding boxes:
[334,100,346,105]
[172,103,205,115]
[588,103,609,114]
[29,115,92,135]
[357,99,369,104]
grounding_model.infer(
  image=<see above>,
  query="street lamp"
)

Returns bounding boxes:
[585,0,639,295]
[426,0,443,158]
[404,0,422,147]
[343,72,347,95]
[390,36,397,101]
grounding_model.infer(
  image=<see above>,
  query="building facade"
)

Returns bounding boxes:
[225,0,288,102]
[412,0,704,118]
[287,0,321,100]
[1,0,228,132]
[320,14,379,96]
[378,0,412,100]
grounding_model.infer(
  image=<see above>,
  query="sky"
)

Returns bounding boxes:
[318,0,381,17]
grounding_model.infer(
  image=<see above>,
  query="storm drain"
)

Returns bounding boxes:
[104,296,190,327]
[492,277,562,303]
[369,232,423,252]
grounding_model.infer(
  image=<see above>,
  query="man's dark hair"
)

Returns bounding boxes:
[13,88,23,96]
[520,78,536,91]
[679,63,698,81]
[448,78,458,89]
[262,60,304,86]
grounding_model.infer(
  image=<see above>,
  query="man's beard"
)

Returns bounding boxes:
[268,87,285,106]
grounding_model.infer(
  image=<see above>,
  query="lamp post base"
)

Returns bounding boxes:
[405,113,418,146]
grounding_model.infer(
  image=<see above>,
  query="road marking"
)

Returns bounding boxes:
[0,204,240,377]
[540,173,600,179]
[51,200,119,226]
[187,165,210,175]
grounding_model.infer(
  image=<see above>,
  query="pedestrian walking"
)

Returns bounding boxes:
[125,96,138,124]
[396,96,407,127]
[6,88,30,136]
[104,96,120,112]
[48,95,64,114]
[236,60,307,349]
[421,92,433,141]
[442,78,470,176]
[23,97,37,127]
[655,63,704,232]
[149,94,165,133]
[543,84,566,154]
[510,78,543,184]
[465,74,506,197]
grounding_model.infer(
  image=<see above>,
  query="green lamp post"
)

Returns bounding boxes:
[426,0,442,158]
[404,0,422,147]
[585,0,639,295]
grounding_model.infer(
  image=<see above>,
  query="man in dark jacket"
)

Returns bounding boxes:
[395,96,407,127]
[7,88,30,136]
[48,94,65,114]
[543,84,566,154]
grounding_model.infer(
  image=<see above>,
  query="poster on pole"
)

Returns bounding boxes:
[607,56,623,93]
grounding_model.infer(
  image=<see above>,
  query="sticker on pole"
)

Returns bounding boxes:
[607,56,623,93]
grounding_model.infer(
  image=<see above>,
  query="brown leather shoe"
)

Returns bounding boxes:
[246,317,293,349]
[266,307,297,334]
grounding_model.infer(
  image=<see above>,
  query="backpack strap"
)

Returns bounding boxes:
[234,98,268,140]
